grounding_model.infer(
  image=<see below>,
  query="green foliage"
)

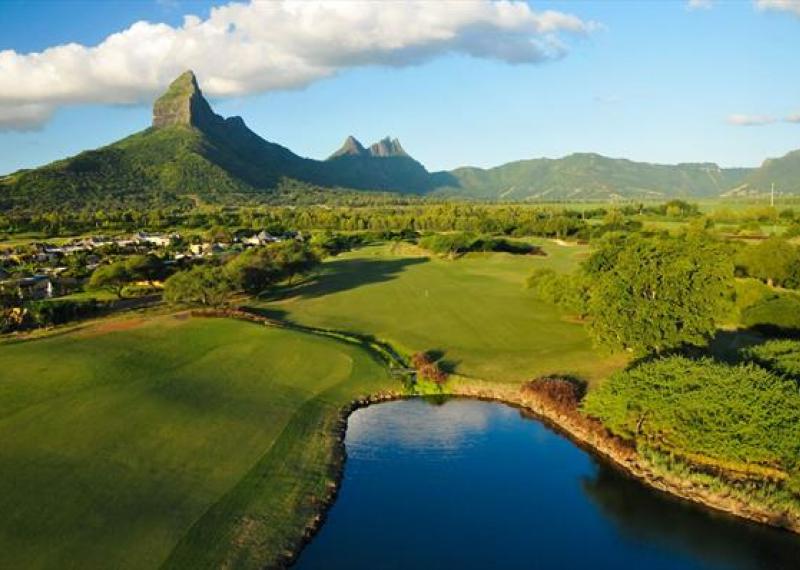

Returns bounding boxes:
[584,234,734,354]
[741,294,800,332]
[418,232,537,258]
[526,268,589,317]
[26,299,103,327]
[163,265,233,307]
[583,356,800,471]
[736,237,800,287]
[124,254,166,284]
[733,278,771,312]
[88,262,131,299]
[741,340,800,379]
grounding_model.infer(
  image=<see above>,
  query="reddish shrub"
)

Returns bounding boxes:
[411,352,449,384]
[521,376,585,413]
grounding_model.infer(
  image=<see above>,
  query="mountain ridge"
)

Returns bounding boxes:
[1,69,798,208]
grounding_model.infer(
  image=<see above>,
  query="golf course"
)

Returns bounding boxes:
[0,240,626,568]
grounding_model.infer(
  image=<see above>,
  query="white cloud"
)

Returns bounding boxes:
[0,0,597,130]
[727,114,777,126]
[687,0,714,10]
[755,0,800,15]
[786,114,800,123]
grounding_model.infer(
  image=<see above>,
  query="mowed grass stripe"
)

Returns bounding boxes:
[0,316,391,569]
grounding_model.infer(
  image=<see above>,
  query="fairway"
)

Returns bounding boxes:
[0,316,392,569]
[265,242,625,384]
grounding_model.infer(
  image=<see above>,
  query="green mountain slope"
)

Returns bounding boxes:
[0,71,436,209]
[726,150,800,197]
[1,70,797,208]
[437,153,752,201]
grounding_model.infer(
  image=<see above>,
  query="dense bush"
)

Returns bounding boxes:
[736,237,800,288]
[526,268,589,317]
[583,356,800,472]
[419,232,538,258]
[26,299,104,327]
[742,340,800,379]
[741,294,800,333]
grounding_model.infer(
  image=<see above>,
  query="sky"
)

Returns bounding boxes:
[0,0,798,175]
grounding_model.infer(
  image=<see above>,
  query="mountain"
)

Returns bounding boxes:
[329,136,369,158]
[325,135,444,194]
[724,149,800,197]
[437,153,752,201]
[0,71,437,209]
[1,69,797,209]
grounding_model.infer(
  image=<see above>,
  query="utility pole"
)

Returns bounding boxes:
[771,182,775,207]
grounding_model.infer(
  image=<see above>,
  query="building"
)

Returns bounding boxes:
[244,231,280,247]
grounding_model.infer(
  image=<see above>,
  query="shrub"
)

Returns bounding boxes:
[521,376,586,413]
[583,356,800,472]
[741,340,800,379]
[411,352,448,384]
[26,299,102,327]
[741,294,800,333]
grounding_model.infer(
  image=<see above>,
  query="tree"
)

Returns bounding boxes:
[88,262,131,299]
[163,265,233,307]
[125,254,165,285]
[225,248,281,294]
[268,241,320,284]
[738,237,800,288]
[584,234,733,355]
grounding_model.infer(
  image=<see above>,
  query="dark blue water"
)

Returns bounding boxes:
[293,398,800,570]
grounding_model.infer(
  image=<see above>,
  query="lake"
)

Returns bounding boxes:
[293,398,800,569]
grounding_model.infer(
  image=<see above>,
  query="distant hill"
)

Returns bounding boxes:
[437,153,752,201]
[1,70,798,209]
[723,150,800,198]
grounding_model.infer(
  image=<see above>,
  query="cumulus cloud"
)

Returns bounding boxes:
[785,114,800,123]
[727,114,777,126]
[755,0,800,15]
[0,0,596,130]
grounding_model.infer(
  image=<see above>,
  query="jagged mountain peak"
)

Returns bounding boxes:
[329,135,369,159]
[369,136,407,158]
[152,70,219,130]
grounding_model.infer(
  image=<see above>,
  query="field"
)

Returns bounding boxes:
[0,315,392,569]
[260,241,625,384]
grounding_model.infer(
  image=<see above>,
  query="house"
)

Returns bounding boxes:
[134,232,180,248]
[244,231,280,247]
[2,275,53,301]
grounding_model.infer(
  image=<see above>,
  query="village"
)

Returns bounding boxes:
[0,229,296,303]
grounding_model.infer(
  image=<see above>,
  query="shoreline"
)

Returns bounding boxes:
[281,382,800,568]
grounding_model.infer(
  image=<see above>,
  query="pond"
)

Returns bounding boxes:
[293,399,800,570]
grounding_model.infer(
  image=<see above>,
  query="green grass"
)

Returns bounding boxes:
[260,242,623,384]
[0,315,392,569]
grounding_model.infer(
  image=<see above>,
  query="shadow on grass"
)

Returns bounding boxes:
[268,256,429,302]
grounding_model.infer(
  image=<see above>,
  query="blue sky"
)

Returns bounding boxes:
[0,0,798,175]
